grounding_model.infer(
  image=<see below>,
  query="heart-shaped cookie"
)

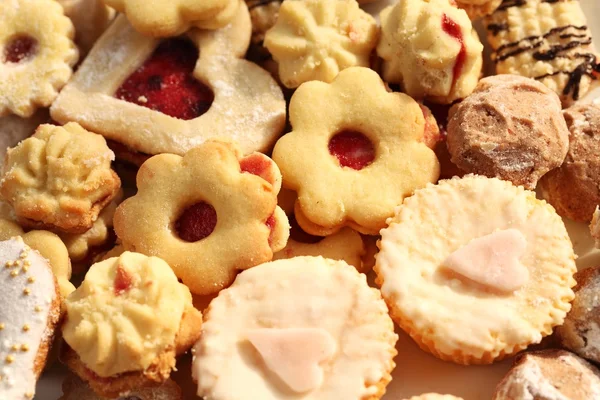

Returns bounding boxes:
[247,328,336,393]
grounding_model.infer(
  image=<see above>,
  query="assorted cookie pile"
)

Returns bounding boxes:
[0,0,599,399]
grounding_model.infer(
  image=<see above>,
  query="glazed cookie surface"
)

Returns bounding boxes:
[114,141,289,295]
[539,103,600,222]
[272,67,440,236]
[0,237,61,399]
[0,123,121,233]
[193,256,398,400]
[265,0,378,88]
[447,75,569,190]
[0,0,79,118]
[376,175,576,365]
[103,0,239,36]
[377,0,483,104]
[493,350,600,400]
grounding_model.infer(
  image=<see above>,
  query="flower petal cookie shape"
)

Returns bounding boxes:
[264,0,379,89]
[193,256,397,400]
[272,67,440,236]
[50,5,286,158]
[0,0,79,117]
[0,237,61,399]
[103,0,239,37]
[113,140,290,295]
[0,123,121,234]
[376,175,577,365]
[376,0,483,104]
[62,252,201,397]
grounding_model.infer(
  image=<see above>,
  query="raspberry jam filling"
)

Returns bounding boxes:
[176,202,218,242]
[240,154,274,185]
[115,38,214,120]
[3,35,38,64]
[114,264,133,295]
[328,130,375,170]
[441,14,466,89]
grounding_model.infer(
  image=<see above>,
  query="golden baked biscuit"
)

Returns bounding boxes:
[0,123,121,234]
[0,0,79,117]
[62,252,202,398]
[456,0,502,19]
[377,0,483,104]
[272,67,440,236]
[114,141,289,295]
[265,0,379,88]
[376,175,576,365]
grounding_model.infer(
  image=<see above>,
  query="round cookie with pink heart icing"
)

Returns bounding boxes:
[376,174,577,365]
[192,256,397,399]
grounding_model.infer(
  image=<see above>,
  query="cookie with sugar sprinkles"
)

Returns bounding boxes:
[0,237,60,399]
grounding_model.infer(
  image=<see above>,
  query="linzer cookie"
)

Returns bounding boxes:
[0,123,121,234]
[447,75,569,190]
[0,0,79,118]
[0,237,61,399]
[376,175,576,365]
[192,256,398,400]
[264,0,378,88]
[272,67,440,236]
[50,3,286,158]
[113,141,289,295]
[539,103,600,222]
[484,0,600,106]
[61,252,202,398]
[377,0,483,104]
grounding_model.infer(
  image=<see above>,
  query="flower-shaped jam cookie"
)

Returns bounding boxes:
[0,123,121,234]
[62,252,202,397]
[104,0,240,37]
[114,140,290,295]
[272,67,440,236]
[264,0,378,88]
[0,0,79,117]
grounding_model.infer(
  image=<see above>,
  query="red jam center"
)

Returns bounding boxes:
[176,202,218,242]
[441,14,466,89]
[115,38,214,120]
[3,35,38,64]
[114,265,134,295]
[240,154,274,185]
[328,130,375,170]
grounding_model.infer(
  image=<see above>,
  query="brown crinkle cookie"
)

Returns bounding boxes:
[539,103,600,222]
[447,75,569,190]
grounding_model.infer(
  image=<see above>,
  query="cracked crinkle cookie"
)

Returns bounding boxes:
[264,0,379,89]
[114,140,289,295]
[0,123,121,234]
[539,103,600,222]
[447,75,569,190]
[61,251,202,398]
[376,175,576,365]
[192,256,398,400]
[103,0,240,37]
[493,350,600,400]
[376,0,483,104]
[272,67,440,236]
[555,266,600,364]
[0,0,79,118]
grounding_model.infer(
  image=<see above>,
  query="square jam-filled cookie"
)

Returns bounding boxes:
[50,2,286,158]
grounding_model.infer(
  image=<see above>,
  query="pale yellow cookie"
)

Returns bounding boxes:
[272,67,440,236]
[62,252,202,397]
[456,0,502,19]
[405,395,464,400]
[0,123,121,234]
[193,256,398,400]
[377,0,483,104]
[376,175,576,365]
[103,0,240,37]
[57,0,116,55]
[264,0,379,89]
[0,0,79,117]
[114,141,289,295]
[50,4,286,158]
